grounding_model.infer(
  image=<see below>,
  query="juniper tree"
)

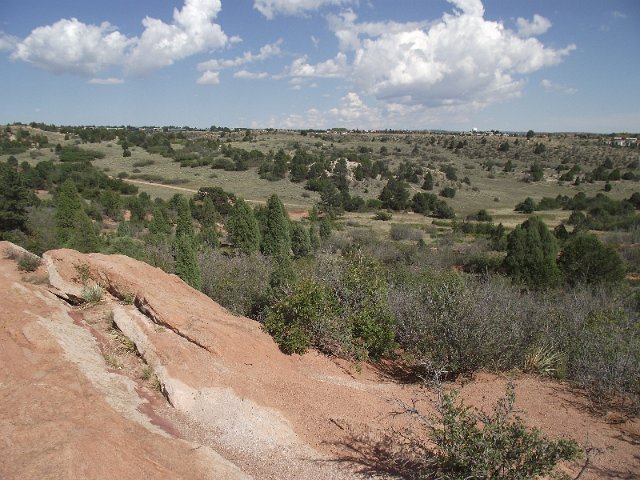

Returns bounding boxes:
[503,216,561,289]
[174,195,194,239]
[0,161,31,234]
[227,198,260,255]
[558,233,624,286]
[422,172,434,191]
[308,223,320,252]
[198,196,219,248]
[174,233,202,290]
[379,177,410,210]
[291,222,311,258]
[261,194,291,257]
[67,209,101,253]
[54,178,84,245]
[171,195,201,288]
[148,206,172,237]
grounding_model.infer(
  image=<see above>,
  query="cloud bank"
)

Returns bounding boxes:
[254,0,355,19]
[8,0,228,78]
[285,0,575,117]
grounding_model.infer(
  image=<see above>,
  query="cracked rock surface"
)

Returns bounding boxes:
[2,243,638,479]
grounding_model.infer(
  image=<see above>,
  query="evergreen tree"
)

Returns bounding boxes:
[174,234,202,290]
[175,195,194,239]
[422,172,434,190]
[148,206,172,236]
[319,216,332,240]
[68,209,101,253]
[198,196,219,248]
[379,177,410,210]
[558,233,624,286]
[269,252,296,291]
[309,223,320,252]
[116,212,131,237]
[0,162,31,234]
[503,159,514,172]
[291,222,311,258]
[261,194,291,256]
[503,216,561,289]
[227,198,260,255]
[55,178,84,245]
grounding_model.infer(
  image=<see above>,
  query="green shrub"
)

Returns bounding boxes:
[198,248,271,317]
[16,253,41,272]
[374,211,393,221]
[390,224,423,241]
[265,253,396,360]
[569,308,640,406]
[81,284,104,303]
[263,281,339,355]
[404,384,581,479]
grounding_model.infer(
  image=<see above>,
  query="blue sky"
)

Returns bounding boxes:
[1,0,638,132]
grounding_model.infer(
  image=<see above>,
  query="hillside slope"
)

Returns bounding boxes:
[1,241,638,479]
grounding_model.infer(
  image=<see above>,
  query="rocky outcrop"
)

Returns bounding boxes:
[0,242,249,480]
[2,243,638,479]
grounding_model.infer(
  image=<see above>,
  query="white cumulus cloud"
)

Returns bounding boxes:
[89,77,124,85]
[324,1,574,111]
[197,39,282,83]
[541,79,576,95]
[254,0,355,19]
[7,0,228,78]
[327,9,430,50]
[234,70,269,80]
[197,70,220,85]
[125,0,227,75]
[287,52,348,78]
[516,14,552,37]
[11,19,132,75]
[0,32,19,52]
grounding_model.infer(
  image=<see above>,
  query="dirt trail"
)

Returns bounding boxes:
[1,242,638,479]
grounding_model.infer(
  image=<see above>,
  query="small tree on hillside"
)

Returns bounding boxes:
[422,172,434,191]
[0,162,31,234]
[261,194,291,257]
[67,209,101,253]
[379,177,410,211]
[503,216,561,289]
[558,233,625,286]
[174,195,194,239]
[148,206,172,237]
[174,234,202,290]
[291,222,311,258]
[309,223,320,252]
[198,196,219,248]
[55,178,84,245]
[227,198,260,255]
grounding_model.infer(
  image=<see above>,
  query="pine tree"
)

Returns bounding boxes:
[261,194,291,257]
[422,172,434,191]
[0,162,31,234]
[148,206,172,236]
[558,233,624,286]
[503,216,561,289]
[55,178,84,245]
[319,216,332,240]
[68,209,101,253]
[379,178,410,210]
[309,223,320,252]
[198,196,219,248]
[291,222,311,258]
[174,195,194,239]
[227,198,260,255]
[174,234,202,290]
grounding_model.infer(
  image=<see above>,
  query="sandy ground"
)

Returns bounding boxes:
[1,241,638,479]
